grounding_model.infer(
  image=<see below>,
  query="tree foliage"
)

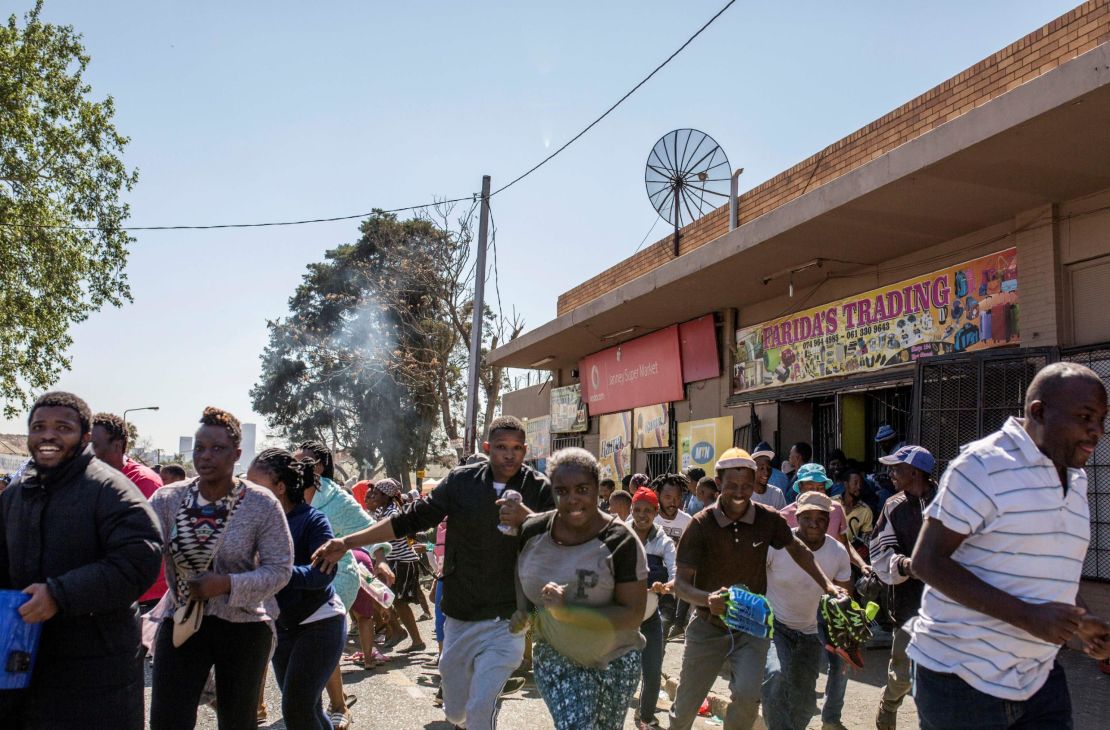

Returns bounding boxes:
[252,205,520,481]
[0,2,138,416]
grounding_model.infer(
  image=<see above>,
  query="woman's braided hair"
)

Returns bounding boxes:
[251,448,318,503]
[297,440,335,480]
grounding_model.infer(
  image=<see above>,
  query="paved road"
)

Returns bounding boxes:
[146,616,1109,729]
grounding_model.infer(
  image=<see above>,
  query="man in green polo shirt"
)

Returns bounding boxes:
[669,447,845,730]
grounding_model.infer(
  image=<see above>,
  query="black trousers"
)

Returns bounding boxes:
[150,617,273,730]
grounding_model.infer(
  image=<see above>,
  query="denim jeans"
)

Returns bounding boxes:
[272,614,346,730]
[669,614,771,730]
[914,661,1072,730]
[761,621,823,730]
[639,611,664,723]
[817,619,846,722]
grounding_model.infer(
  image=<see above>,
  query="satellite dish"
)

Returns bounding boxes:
[645,129,731,256]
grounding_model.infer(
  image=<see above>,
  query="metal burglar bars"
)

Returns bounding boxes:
[645,450,676,479]
[1062,345,1110,582]
[914,346,1109,580]
[551,435,585,453]
[914,350,1050,477]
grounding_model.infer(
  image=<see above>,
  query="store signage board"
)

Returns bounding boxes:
[733,249,1019,394]
[549,384,588,433]
[678,416,734,471]
[679,314,719,383]
[581,325,685,416]
[598,412,632,481]
[524,415,551,460]
[633,404,670,449]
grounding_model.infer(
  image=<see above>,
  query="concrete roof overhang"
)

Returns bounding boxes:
[490,44,1110,370]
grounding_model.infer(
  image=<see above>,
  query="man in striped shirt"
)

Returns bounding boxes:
[909,362,1110,729]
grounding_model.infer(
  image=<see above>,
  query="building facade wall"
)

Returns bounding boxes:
[558,1,1110,316]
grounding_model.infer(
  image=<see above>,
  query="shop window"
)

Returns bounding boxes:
[1063,345,1110,582]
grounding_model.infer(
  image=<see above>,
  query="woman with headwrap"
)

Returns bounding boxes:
[363,478,426,653]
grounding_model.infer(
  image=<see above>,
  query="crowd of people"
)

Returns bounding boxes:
[0,360,1107,729]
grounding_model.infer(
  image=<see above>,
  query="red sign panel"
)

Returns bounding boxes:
[580,326,685,416]
[679,314,719,383]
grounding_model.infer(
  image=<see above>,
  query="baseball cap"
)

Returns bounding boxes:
[715,447,756,472]
[879,445,935,474]
[874,424,897,442]
[750,441,776,461]
[795,491,834,514]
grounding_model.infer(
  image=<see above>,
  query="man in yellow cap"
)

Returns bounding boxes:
[669,448,846,730]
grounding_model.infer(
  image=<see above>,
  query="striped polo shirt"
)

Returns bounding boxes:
[907,417,1089,701]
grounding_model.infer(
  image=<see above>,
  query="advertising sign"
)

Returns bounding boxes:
[549,384,588,433]
[633,404,670,449]
[598,412,632,481]
[678,416,734,472]
[733,249,1019,394]
[524,415,551,460]
[679,314,720,383]
[580,326,685,416]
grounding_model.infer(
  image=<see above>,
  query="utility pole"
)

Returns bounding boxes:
[464,175,491,456]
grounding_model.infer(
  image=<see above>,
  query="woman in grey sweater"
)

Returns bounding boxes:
[148,407,293,730]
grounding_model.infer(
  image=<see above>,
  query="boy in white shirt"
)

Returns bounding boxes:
[762,492,853,730]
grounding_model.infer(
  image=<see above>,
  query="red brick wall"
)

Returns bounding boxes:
[558,1,1110,316]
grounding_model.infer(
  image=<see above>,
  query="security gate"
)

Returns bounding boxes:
[1062,345,1110,582]
[914,349,1051,476]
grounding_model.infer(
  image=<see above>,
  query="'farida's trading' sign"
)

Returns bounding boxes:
[733,249,1019,394]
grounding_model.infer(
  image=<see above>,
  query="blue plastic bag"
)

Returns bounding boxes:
[0,589,43,690]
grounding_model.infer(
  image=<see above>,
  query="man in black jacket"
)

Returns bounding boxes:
[868,445,936,730]
[0,392,163,729]
[314,415,553,730]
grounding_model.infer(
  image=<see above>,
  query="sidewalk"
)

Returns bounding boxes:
[655,633,1108,729]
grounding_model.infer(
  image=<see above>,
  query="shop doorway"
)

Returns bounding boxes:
[812,397,838,466]
[863,386,913,467]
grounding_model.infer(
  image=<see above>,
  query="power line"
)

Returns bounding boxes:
[1,0,737,233]
[0,196,476,232]
[491,0,737,197]
[633,216,662,253]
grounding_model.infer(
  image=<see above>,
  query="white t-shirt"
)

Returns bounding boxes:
[654,510,692,543]
[493,481,507,497]
[766,534,850,634]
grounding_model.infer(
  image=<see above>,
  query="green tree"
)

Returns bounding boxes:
[251,212,456,484]
[0,2,138,416]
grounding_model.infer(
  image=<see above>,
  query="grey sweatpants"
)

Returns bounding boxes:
[440,616,525,730]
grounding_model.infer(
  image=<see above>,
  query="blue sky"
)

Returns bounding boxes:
[2,0,1080,451]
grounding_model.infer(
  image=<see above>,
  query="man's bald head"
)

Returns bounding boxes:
[1023,362,1107,471]
[1025,362,1106,417]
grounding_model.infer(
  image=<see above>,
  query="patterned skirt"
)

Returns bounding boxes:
[388,559,423,604]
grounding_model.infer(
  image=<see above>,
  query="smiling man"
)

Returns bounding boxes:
[0,392,162,729]
[909,363,1110,729]
[669,448,844,730]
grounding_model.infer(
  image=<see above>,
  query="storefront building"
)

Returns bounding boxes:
[491,3,1110,605]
